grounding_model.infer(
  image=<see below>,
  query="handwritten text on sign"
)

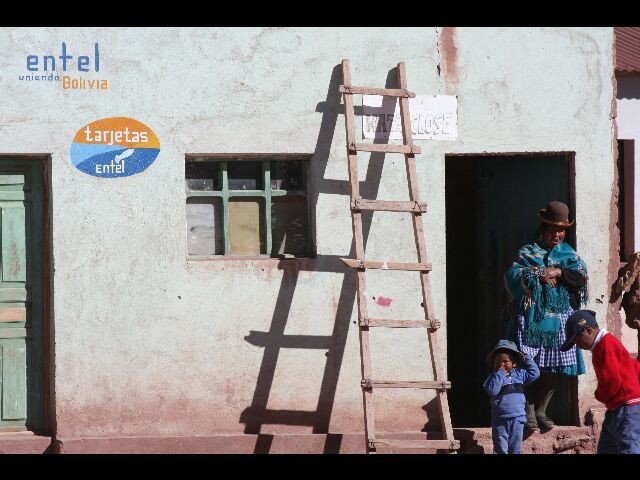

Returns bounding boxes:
[362,95,458,140]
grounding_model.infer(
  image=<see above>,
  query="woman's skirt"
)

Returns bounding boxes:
[506,310,586,376]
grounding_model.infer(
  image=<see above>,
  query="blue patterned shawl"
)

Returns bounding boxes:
[504,240,588,348]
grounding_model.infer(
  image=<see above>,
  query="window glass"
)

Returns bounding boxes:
[229,198,265,255]
[186,197,223,255]
[271,197,309,255]
[228,162,262,190]
[271,160,304,190]
[186,162,219,191]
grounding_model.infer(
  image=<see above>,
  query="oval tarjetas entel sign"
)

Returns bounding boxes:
[71,117,160,178]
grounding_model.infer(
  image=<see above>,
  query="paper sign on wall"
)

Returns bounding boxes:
[362,95,458,141]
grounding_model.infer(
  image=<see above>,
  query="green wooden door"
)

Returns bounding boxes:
[0,160,44,431]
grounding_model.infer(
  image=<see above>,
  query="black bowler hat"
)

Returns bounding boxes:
[560,310,599,352]
[539,201,574,228]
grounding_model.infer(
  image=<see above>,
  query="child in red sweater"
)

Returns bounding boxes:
[560,309,640,454]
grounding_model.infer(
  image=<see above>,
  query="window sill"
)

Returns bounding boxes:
[187,255,316,262]
[186,255,318,274]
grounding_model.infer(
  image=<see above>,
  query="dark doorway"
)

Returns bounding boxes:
[445,154,577,427]
[617,139,635,261]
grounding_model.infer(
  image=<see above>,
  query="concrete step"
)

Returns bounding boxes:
[0,431,53,453]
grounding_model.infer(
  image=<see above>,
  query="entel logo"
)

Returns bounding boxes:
[19,42,108,90]
[71,118,160,178]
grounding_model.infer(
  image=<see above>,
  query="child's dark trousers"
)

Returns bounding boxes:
[597,403,640,454]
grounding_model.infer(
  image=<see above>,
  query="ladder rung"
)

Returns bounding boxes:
[339,85,416,98]
[359,318,432,328]
[341,258,431,272]
[351,198,427,213]
[373,438,460,450]
[361,379,451,389]
[349,143,421,155]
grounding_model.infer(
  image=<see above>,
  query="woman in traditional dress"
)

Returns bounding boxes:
[504,201,588,431]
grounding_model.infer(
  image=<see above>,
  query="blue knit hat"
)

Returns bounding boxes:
[486,339,525,366]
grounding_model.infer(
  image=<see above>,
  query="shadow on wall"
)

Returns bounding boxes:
[420,398,446,433]
[239,64,414,453]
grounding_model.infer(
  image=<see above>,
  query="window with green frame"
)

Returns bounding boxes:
[186,156,313,257]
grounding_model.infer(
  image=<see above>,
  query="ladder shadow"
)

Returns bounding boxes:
[239,64,401,453]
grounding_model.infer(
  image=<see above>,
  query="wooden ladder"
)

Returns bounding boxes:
[339,59,459,454]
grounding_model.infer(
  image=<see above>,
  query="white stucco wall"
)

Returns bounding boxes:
[616,74,640,355]
[0,27,614,439]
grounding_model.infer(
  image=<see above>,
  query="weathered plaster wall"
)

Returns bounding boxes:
[0,27,614,441]
[436,27,615,418]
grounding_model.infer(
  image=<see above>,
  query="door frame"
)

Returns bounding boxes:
[444,151,579,427]
[0,155,53,434]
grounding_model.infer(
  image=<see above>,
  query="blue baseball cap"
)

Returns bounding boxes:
[486,339,525,366]
[560,310,599,352]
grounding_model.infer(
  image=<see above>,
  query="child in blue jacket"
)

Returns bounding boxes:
[483,339,540,454]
